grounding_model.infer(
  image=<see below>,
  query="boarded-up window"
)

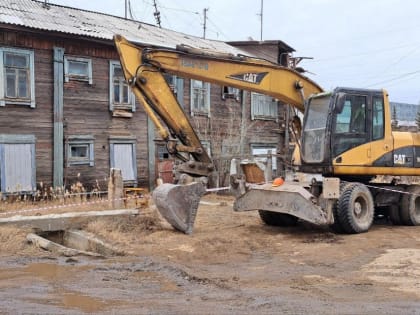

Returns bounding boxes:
[190,80,210,116]
[110,138,137,185]
[0,135,36,193]
[251,92,278,121]
[0,47,35,108]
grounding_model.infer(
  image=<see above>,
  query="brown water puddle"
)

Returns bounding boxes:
[60,290,109,313]
[0,261,123,312]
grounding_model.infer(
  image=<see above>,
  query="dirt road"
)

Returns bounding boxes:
[0,194,420,314]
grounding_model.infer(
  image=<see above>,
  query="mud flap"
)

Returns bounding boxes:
[152,182,206,234]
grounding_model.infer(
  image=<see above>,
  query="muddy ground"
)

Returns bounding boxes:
[0,194,420,314]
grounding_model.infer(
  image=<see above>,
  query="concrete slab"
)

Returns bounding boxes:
[0,209,139,232]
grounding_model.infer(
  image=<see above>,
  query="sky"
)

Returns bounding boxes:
[51,0,420,104]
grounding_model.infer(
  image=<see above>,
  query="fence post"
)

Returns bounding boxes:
[108,168,123,208]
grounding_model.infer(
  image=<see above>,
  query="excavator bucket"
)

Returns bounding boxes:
[152,182,206,234]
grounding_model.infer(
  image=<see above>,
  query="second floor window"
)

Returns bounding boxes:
[251,92,278,121]
[0,47,35,107]
[191,80,210,116]
[109,61,135,112]
[64,56,92,84]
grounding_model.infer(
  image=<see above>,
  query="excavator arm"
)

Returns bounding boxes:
[113,35,323,233]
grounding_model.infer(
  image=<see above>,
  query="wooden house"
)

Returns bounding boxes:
[0,0,294,194]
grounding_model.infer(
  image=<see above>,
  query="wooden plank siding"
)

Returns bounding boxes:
[0,29,149,191]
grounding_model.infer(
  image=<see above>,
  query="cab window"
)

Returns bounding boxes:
[372,96,384,140]
[335,95,367,134]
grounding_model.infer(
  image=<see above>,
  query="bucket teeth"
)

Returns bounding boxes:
[152,182,206,234]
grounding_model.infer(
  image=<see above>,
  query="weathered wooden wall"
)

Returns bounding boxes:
[0,29,149,191]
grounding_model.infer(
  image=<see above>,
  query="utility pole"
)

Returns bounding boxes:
[259,0,263,40]
[153,0,162,28]
[203,8,209,39]
[125,0,128,19]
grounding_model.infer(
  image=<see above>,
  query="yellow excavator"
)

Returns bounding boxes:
[114,34,420,235]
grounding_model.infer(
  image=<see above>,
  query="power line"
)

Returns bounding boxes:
[365,69,420,88]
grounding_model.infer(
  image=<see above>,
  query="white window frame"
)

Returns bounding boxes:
[64,56,92,84]
[251,144,277,170]
[190,79,210,117]
[251,92,278,121]
[109,60,135,112]
[222,86,240,101]
[67,135,94,166]
[0,47,35,108]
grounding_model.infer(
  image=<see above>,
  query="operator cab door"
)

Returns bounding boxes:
[369,94,393,167]
[332,93,370,165]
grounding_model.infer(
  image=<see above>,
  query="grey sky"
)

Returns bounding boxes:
[51,0,420,104]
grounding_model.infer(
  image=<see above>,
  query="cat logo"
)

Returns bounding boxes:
[227,72,268,84]
[394,154,406,165]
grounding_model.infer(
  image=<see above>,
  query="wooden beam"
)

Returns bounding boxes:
[53,47,64,188]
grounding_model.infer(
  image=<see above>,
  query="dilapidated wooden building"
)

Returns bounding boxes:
[0,0,294,194]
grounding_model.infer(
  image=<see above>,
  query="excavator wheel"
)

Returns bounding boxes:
[400,185,420,226]
[388,204,402,225]
[258,210,298,227]
[330,182,354,233]
[336,183,374,234]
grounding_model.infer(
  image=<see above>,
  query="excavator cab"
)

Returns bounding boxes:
[300,87,391,177]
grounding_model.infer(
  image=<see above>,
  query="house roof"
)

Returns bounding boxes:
[0,0,246,55]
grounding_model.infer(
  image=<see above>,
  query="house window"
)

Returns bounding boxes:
[201,140,211,157]
[251,145,277,170]
[222,86,240,101]
[0,134,36,193]
[0,48,35,108]
[64,56,92,84]
[191,80,210,116]
[67,135,94,166]
[251,92,278,121]
[109,61,135,112]
[157,144,171,160]
[109,137,137,185]
[164,74,178,96]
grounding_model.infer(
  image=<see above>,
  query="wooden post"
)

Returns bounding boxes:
[108,168,124,208]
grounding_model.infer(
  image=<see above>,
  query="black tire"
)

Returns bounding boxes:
[330,203,344,233]
[258,210,298,227]
[400,185,420,226]
[336,183,374,234]
[388,204,402,225]
[330,182,355,233]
